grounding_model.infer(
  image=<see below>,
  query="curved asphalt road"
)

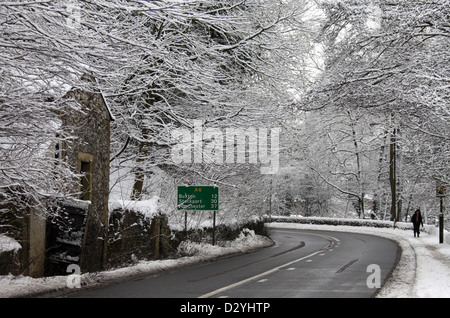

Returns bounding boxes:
[65,228,399,298]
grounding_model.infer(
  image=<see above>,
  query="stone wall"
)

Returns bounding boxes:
[107,209,172,268]
[0,201,42,277]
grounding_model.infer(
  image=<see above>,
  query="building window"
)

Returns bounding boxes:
[54,134,65,161]
[78,153,93,201]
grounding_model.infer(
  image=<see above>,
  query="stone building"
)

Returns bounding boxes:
[0,74,114,277]
[56,74,115,273]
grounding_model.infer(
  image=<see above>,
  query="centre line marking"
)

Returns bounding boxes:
[198,232,339,298]
[258,279,268,282]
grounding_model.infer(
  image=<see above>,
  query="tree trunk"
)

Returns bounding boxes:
[348,111,364,218]
[130,127,150,200]
[396,127,402,222]
[130,87,154,200]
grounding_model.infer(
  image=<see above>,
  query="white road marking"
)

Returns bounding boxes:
[198,232,339,298]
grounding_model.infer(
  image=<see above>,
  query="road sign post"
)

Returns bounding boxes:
[439,208,444,244]
[436,182,447,244]
[177,186,219,245]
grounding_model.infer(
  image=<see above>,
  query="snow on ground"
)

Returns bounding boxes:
[0,220,449,298]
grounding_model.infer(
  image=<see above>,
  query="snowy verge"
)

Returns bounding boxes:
[0,229,273,298]
[266,221,450,298]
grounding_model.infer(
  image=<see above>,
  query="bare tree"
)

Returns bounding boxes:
[298,0,449,218]
[1,0,321,233]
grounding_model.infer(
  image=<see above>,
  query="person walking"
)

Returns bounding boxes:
[411,209,424,237]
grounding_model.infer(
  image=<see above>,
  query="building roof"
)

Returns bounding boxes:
[80,73,115,121]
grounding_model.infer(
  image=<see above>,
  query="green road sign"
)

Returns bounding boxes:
[177,186,219,210]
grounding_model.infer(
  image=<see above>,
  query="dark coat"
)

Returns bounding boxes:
[411,211,423,227]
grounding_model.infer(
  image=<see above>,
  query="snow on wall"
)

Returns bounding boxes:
[0,234,21,253]
[108,196,160,220]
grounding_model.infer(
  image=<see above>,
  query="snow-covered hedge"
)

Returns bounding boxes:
[269,216,448,240]
[269,215,412,229]
[270,216,448,237]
